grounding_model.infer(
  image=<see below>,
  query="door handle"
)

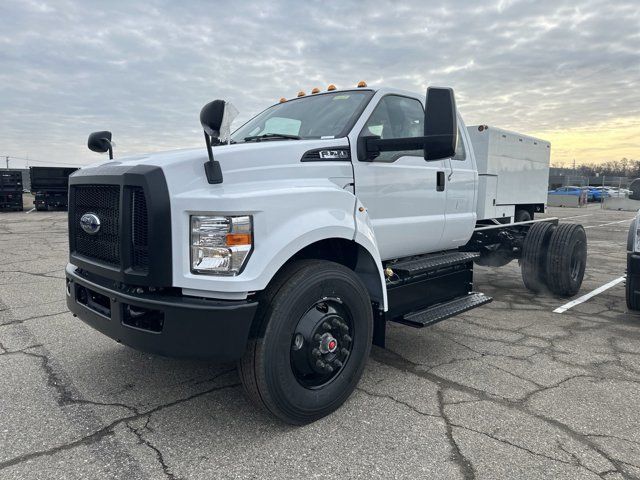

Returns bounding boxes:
[436,171,445,192]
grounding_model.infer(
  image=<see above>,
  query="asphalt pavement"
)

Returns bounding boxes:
[1,204,639,479]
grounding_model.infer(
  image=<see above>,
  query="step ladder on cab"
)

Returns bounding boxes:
[374,251,492,347]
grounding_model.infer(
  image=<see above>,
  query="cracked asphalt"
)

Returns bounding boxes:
[1,204,639,479]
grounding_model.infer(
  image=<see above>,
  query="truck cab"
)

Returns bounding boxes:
[66,84,586,424]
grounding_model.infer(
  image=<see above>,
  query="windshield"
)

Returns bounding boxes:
[231,90,374,143]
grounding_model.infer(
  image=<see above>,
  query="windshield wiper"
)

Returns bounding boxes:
[243,133,301,142]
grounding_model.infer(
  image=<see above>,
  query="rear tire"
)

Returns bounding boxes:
[521,222,555,293]
[238,260,373,425]
[546,224,587,297]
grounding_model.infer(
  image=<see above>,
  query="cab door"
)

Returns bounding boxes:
[441,121,477,248]
[350,93,448,261]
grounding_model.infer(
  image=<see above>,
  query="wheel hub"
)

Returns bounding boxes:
[290,298,353,388]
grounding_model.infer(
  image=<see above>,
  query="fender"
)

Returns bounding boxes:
[171,182,387,310]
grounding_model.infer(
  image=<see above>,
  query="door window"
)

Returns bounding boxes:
[452,127,467,161]
[360,95,424,162]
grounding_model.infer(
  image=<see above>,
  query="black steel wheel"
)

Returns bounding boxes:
[546,224,587,297]
[238,260,373,425]
[521,222,555,293]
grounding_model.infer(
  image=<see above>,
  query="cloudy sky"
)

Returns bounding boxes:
[0,0,638,169]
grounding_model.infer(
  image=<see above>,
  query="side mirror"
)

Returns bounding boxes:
[87,131,113,159]
[362,87,457,162]
[200,100,226,140]
[423,87,457,161]
[199,100,239,184]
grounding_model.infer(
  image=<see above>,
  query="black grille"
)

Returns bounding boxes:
[68,165,172,287]
[73,185,120,265]
[131,187,149,270]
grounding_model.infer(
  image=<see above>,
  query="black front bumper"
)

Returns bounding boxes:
[66,266,258,361]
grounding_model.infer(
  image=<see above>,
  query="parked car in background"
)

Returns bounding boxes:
[548,186,593,201]
[588,186,610,202]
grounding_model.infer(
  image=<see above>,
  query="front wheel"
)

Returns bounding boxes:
[238,260,373,424]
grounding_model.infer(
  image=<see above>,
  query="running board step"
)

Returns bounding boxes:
[390,251,480,276]
[394,292,492,328]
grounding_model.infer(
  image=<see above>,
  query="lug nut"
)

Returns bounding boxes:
[312,348,321,358]
[333,359,343,368]
[340,348,350,356]
[313,334,321,342]
[316,359,326,369]
[324,364,334,373]
[342,334,352,343]
[322,322,331,331]
[339,322,349,332]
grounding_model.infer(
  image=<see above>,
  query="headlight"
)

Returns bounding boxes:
[190,215,252,275]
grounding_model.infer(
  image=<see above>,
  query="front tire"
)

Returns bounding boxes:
[238,260,373,425]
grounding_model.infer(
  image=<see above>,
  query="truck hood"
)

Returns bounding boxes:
[80,138,353,196]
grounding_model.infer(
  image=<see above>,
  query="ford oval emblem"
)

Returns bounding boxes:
[80,213,101,235]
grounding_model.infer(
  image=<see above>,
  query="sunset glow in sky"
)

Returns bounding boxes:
[0,0,638,168]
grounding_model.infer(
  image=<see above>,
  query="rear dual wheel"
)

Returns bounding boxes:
[238,260,373,425]
[521,223,587,297]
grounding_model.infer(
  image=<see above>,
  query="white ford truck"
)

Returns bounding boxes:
[66,84,587,424]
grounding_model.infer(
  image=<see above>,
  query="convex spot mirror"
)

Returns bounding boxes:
[362,87,457,162]
[200,100,238,143]
[87,131,113,159]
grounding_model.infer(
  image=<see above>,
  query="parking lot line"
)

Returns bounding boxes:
[553,276,626,313]
[584,219,634,229]
[562,214,593,220]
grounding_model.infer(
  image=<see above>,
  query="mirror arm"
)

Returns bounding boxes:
[203,131,223,184]
[108,144,113,160]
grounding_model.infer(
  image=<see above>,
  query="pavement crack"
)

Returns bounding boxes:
[18,349,138,414]
[438,390,476,480]
[126,418,182,480]
[1,310,69,327]
[355,386,441,418]
[372,346,634,479]
[0,370,239,471]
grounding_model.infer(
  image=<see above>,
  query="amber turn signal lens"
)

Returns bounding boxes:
[226,233,252,246]
[311,87,320,94]
[357,80,367,88]
[297,91,306,97]
[279,97,287,103]
[327,84,337,91]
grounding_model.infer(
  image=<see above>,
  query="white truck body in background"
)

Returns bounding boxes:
[467,126,550,221]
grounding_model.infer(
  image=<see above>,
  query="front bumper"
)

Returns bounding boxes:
[65,264,258,360]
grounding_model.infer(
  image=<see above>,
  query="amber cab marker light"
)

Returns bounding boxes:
[327,84,337,91]
[226,233,252,246]
[279,97,287,103]
[297,91,306,97]
[357,80,367,88]
[311,87,320,94]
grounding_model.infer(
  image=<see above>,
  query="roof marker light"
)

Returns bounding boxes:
[297,91,306,97]
[279,97,287,103]
[357,81,367,88]
[311,87,320,94]
[327,84,337,91]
